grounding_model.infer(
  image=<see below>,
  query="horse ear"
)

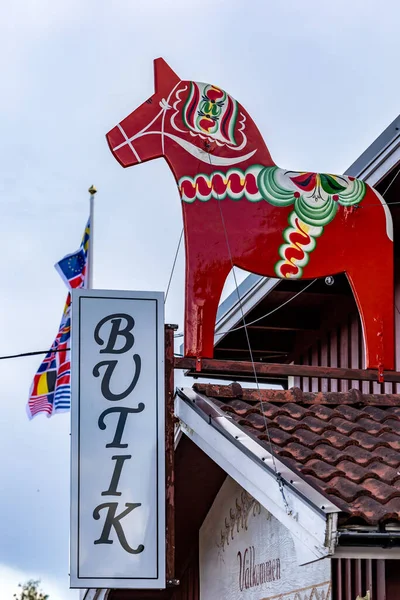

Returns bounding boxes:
[154,58,180,94]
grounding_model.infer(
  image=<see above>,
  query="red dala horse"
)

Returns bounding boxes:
[107,58,394,372]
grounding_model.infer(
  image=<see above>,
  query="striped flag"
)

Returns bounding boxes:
[27,218,90,419]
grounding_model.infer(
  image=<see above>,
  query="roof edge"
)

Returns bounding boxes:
[345,113,400,178]
[176,387,340,562]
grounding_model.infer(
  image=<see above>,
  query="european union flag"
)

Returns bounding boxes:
[55,218,90,289]
[56,248,86,289]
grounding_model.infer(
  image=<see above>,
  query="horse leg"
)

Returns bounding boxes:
[346,260,394,371]
[184,258,231,358]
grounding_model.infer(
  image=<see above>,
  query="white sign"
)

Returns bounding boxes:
[200,477,331,600]
[70,290,165,589]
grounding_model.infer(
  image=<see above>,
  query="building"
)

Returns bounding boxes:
[94,117,400,600]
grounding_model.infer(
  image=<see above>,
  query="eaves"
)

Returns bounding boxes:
[176,387,341,564]
[346,113,400,184]
[214,274,279,346]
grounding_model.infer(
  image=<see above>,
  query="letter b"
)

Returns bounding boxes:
[94,313,135,354]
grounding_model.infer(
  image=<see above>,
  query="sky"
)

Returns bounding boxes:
[1,0,400,598]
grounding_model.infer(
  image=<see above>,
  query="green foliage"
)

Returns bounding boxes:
[13,580,49,600]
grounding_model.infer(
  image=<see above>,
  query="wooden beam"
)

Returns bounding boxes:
[186,369,288,387]
[174,357,400,383]
[247,325,317,332]
[269,290,351,299]
[165,325,177,585]
[215,348,289,355]
[192,383,400,406]
[215,308,321,338]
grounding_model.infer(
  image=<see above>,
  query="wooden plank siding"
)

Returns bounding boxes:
[170,548,199,600]
[332,558,400,600]
[293,313,398,393]
[292,263,400,393]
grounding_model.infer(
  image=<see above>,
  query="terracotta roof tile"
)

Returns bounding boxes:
[345,496,400,524]
[301,459,341,481]
[291,428,324,448]
[273,415,301,432]
[354,418,390,434]
[336,460,368,484]
[376,432,400,450]
[329,417,362,435]
[383,417,400,428]
[190,385,400,525]
[362,406,390,421]
[324,477,366,502]
[279,403,310,419]
[298,474,346,510]
[319,429,356,449]
[335,405,365,421]
[350,431,389,450]
[374,446,400,467]
[385,407,400,418]
[313,443,347,464]
[257,404,286,419]
[274,454,303,476]
[279,442,315,463]
[366,461,400,484]
[258,429,294,446]
[361,478,400,502]
[297,415,331,433]
[211,398,229,410]
[340,445,380,466]
[308,405,335,421]
[221,399,256,415]
[237,413,267,431]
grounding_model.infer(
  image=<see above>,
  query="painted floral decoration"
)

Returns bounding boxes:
[182,82,239,145]
[258,167,367,227]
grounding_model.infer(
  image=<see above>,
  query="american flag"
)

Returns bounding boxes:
[27,219,90,419]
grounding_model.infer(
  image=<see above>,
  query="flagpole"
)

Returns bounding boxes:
[88,185,97,290]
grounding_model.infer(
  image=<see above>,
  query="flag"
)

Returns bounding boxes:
[27,219,90,419]
[55,219,90,288]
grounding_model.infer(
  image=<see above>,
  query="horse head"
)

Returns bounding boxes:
[106,58,274,176]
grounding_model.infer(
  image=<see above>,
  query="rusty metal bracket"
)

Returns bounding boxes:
[165,324,178,585]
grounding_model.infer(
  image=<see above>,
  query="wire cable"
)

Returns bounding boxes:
[347,165,400,206]
[174,277,317,338]
[165,228,184,304]
[207,150,292,514]
[215,278,317,336]
[0,348,69,361]
[380,165,400,198]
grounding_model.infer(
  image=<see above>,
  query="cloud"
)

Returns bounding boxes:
[0,564,77,600]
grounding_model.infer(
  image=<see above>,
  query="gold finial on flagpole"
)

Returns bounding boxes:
[88,185,97,195]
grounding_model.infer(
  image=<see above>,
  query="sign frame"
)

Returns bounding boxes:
[70,289,165,589]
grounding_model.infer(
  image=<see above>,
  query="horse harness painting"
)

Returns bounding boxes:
[106,58,394,372]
